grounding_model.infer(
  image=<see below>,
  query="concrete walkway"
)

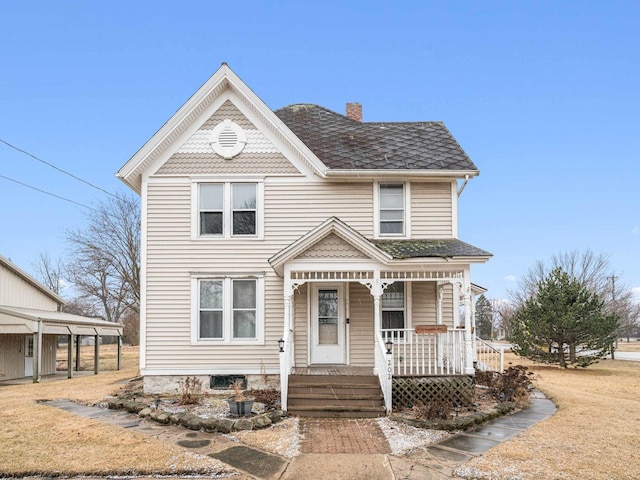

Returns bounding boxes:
[44,390,555,479]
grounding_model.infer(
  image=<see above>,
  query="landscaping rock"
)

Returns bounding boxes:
[234,419,253,431]
[138,407,153,418]
[202,417,219,433]
[253,414,272,429]
[215,418,236,433]
[156,412,171,424]
[267,410,283,423]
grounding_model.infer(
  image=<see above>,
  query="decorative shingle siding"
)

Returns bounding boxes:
[297,233,370,260]
[157,100,300,176]
[158,152,299,175]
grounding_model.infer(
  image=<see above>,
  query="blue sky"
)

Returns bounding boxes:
[1,1,638,301]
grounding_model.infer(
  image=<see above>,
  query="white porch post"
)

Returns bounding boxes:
[436,283,444,369]
[463,272,474,375]
[280,270,294,412]
[32,331,41,383]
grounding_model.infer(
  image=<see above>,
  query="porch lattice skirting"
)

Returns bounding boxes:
[392,375,475,409]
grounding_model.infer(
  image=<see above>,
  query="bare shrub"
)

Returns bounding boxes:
[177,377,202,405]
[476,364,533,407]
[410,399,452,420]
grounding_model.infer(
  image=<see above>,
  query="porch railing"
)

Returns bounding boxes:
[382,328,466,376]
[374,332,393,413]
[279,328,294,411]
[475,337,504,373]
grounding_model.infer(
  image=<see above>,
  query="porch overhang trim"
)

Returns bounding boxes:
[269,217,393,276]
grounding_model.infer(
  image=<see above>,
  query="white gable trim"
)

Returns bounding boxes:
[117,63,328,192]
[269,217,392,276]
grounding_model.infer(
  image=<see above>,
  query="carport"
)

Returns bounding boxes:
[0,306,123,383]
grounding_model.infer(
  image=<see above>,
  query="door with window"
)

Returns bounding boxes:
[24,336,34,377]
[310,284,346,364]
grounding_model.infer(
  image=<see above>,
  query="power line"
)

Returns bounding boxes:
[0,137,119,198]
[0,174,101,213]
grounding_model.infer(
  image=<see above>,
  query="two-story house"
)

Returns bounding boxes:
[117,63,491,415]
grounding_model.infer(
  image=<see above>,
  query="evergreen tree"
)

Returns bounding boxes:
[475,294,493,339]
[509,268,617,368]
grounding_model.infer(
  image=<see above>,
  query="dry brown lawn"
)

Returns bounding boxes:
[3,343,640,478]
[457,352,640,480]
[0,345,226,477]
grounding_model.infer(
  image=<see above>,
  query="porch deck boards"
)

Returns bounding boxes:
[292,366,374,376]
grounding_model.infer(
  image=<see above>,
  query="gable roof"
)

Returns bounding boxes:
[0,254,64,305]
[117,63,328,192]
[275,104,478,176]
[269,217,492,276]
[269,217,393,275]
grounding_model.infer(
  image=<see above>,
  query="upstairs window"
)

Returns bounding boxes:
[379,183,405,235]
[200,184,224,236]
[197,182,259,238]
[232,184,257,235]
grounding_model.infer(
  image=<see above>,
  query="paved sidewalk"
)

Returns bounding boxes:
[300,418,390,454]
[44,389,555,479]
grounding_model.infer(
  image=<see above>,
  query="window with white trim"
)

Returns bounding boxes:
[197,182,259,238]
[379,183,405,235]
[382,282,405,333]
[195,276,263,343]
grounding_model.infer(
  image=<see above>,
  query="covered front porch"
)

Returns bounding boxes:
[269,217,492,414]
[277,268,477,414]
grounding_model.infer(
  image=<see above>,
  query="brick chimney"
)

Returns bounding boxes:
[346,102,362,122]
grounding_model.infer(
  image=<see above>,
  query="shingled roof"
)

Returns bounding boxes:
[373,239,492,259]
[275,104,477,171]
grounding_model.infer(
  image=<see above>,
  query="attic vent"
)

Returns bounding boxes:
[209,119,247,159]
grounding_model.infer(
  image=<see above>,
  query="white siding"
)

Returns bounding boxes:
[348,282,374,366]
[412,282,437,326]
[0,265,59,310]
[293,284,308,367]
[411,181,453,238]
[0,334,24,380]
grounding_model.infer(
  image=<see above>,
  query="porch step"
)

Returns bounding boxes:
[288,405,386,418]
[287,374,385,418]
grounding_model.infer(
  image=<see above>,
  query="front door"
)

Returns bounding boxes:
[24,336,34,377]
[310,284,346,364]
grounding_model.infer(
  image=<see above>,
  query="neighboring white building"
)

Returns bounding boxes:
[0,255,122,382]
[117,64,491,414]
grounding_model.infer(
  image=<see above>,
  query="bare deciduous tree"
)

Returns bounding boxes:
[32,252,64,295]
[65,193,140,324]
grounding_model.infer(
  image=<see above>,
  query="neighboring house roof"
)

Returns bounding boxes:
[0,305,122,336]
[275,104,478,174]
[0,254,64,306]
[373,239,492,259]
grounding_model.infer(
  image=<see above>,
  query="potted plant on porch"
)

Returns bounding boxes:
[227,380,255,417]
